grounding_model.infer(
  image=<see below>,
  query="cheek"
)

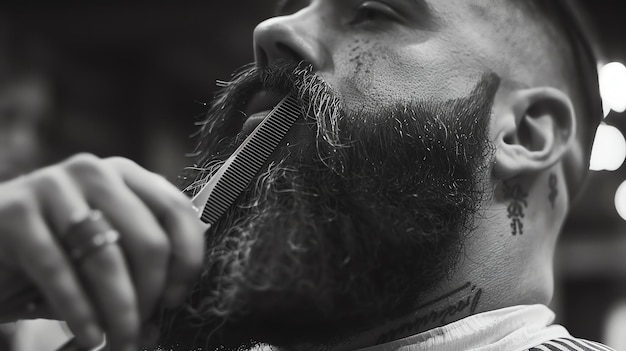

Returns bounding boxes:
[326,38,381,110]
[326,38,485,113]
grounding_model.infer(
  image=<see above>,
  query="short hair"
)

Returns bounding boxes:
[511,0,603,200]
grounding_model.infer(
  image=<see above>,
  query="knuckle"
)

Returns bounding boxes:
[63,154,120,197]
[147,173,187,203]
[31,168,69,196]
[0,192,35,221]
[105,156,137,170]
[65,153,100,168]
[0,175,36,213]
[64,153,108,179]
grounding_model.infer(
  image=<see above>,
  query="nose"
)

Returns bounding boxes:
[253,12,329,70]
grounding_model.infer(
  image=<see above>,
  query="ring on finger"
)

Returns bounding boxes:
[61,210,120,261]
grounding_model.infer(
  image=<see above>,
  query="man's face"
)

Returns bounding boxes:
[163,1,501,349]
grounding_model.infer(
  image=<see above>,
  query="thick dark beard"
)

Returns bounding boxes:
[158,62,499,351]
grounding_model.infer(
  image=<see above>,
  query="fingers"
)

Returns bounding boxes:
[34,166,140,350]
[79,244,139,351]
[107,157,206,307]
[63,154,169,322]
[9,211,103,348]
[0,153,204,350]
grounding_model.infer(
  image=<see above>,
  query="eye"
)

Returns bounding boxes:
[350,1,400,25]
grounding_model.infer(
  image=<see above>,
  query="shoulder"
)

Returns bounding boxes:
[525,337,616,351]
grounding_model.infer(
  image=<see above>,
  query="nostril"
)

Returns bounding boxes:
[255,43,301,68]
[275,43,303,62]
[256,47,270,68]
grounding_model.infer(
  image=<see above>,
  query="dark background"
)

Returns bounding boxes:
[3,1,626,347]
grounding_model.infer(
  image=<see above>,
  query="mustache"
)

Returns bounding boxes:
[181,60,345,194]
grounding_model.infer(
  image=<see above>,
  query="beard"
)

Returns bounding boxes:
[157,61,499,351]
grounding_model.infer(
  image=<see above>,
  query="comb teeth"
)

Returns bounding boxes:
[200,94,300,225]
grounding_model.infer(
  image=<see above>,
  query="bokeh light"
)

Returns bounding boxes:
[599,61,626,114]
[614,180,626,221]
[590,123,626,171]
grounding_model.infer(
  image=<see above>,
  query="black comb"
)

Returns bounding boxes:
[191,93,301,226]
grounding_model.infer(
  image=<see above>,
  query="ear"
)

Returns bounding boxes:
[493,87,576,180]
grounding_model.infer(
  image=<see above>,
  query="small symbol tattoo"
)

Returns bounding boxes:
[504,182,528,235]
[548,174,558,209]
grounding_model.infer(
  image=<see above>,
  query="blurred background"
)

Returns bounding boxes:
[1,1,626,350]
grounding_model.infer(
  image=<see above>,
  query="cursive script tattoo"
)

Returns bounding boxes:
[504,182,527,235]
[548,174,558,209]
[376,283,482,344]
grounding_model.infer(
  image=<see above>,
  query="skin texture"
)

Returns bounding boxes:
[154,0,585,350]
[164,0,580,349]
[0,1,592,350]
[0,155,206,351]
[253,0,576,310]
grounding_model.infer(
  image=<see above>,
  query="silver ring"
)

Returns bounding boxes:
[61,210,120,261]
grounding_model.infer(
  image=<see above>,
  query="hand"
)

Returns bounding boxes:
[0,154,206,351]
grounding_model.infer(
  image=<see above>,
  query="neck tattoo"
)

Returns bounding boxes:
[504,181,528,235]
[548,174,558,209]
[374,282,483,344]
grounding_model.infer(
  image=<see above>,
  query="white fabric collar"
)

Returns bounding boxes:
[354,305,571,351]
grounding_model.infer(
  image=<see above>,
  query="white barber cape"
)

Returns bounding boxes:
[356,305,615,351]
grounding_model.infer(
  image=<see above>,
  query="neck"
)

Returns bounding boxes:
[286,182,562,351]
[370,282,483,345]
[287,281,483,351]
[290,224,553,351]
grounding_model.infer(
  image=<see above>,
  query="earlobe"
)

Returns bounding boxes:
[493,87,576,180]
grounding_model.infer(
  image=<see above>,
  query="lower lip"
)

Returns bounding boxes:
[242,110,270,134]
